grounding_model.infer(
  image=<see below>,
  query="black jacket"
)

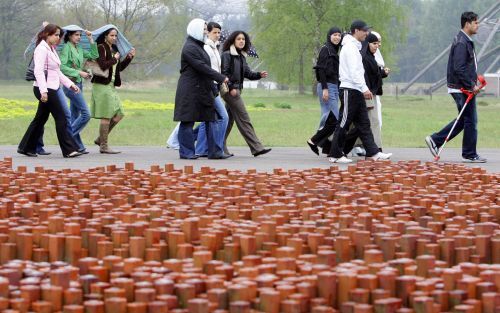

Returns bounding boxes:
[447,31,477,90]
[221,45,261,91]
[91,44,132,87]
[363,51,387,96]
[174,36,226,122]
[314,41,340,89]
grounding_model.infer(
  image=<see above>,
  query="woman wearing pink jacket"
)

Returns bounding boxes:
[18,24,83,158]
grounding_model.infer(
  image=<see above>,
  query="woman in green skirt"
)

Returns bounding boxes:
[91,27,135,154]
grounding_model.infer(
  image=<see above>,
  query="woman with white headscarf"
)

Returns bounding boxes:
[173,18,228,159]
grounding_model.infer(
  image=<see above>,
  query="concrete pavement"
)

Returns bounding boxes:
[2,146,499,173]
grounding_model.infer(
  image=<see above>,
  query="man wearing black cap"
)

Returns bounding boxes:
[328,20,392,163]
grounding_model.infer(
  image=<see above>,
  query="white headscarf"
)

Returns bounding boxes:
[371,31,385,67]
[187,18,206,42]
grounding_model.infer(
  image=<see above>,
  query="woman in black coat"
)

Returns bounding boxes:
[174,18,228,159]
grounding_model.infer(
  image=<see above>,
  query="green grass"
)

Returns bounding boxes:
[1,80,499,148]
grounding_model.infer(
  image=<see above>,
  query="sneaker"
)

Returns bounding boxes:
[367,152,392,161]
[462,155,487,163]
[352,146,366,157]
[425,136,438,157]
[329,156,353,163]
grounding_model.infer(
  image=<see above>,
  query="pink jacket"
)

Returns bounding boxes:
[33,40,73,94]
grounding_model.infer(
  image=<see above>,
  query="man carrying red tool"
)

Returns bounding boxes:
[425,11,487,163]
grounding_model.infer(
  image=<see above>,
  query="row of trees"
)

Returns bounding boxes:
[0,0,498,89]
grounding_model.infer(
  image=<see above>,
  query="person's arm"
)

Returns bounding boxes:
[345,45,368,93]
[83,42,99,60]
[316,47,329,90]
[59,44,81,78]
[118,48,135,72]
[96,44,117,70]
[33,46,49,94]
[221,52,236,90]
[452,42,473,89]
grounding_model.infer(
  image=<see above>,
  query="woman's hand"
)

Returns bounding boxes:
[223,77,229,84]
[80,71,91,79]
[114,52,121,60]
[322,89,329,102]
[384,67,391,75]
[127,48,136,58]
[70,84,81,94]
[260,71,268,78]
[41,93,48,103]
[85,30,94,44]
[230,89,239,97]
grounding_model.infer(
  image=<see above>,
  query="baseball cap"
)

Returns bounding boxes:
[350,20,370,32]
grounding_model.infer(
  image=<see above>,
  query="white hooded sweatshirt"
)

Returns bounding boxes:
[339,34,368,93]
[186,18,206,42]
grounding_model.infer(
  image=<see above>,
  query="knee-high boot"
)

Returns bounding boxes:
[99,123,120,154]
[95,119,118,146]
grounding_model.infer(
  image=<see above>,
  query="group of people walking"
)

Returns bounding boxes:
[18,23,135,158]
[306,20,392,164]
[17,12,487,164]
[171,19,272,159]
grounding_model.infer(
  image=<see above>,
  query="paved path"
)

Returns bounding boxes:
[1,146,499,173]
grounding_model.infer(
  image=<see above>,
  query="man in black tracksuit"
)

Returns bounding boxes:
[328,20,391,163]
[425,11,486,163]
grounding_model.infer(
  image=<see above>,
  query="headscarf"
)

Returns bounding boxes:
[186,18,206,42]
[325,27,342,54]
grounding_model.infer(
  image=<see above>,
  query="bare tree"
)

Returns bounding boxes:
[0,0,46,79]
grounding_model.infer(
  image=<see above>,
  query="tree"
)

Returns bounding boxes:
[248,0,407,94]
[0,0,47,79]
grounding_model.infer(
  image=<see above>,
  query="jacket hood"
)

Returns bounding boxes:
[187,18,206,42]
[342,34,362,49]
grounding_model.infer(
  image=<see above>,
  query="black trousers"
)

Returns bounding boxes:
[329,88,379,158]
[311,111,337,146]
[18,87,78,156]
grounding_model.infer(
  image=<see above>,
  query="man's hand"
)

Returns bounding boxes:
[260,71,268,78]
[41,93,48,102]
[363,90,373,100]
[472,85,481,95]
[322,89,329,102]
[80,71,91,79]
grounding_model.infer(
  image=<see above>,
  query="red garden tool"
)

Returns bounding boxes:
[434,75,487,161]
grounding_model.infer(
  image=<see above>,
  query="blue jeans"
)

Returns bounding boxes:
[64,82,90,150]
[195,96,229,156]
[431,93,478,158]
[317,83,339,129]
[36,87,72,153]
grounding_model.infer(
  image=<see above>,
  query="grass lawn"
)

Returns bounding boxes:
[0,80,499,148]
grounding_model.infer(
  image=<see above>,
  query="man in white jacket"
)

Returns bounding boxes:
[328,20,391,163]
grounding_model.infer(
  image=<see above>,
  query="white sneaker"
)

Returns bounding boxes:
[367,152,392,161]
[351,146,366,157]
[329,156,353,163]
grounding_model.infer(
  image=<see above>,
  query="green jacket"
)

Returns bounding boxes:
[59,42,99,83]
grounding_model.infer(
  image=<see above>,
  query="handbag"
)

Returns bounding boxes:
[220,82,229,97]
[84,46,109,78]
[25,55,48,81]
[84,60,109,78]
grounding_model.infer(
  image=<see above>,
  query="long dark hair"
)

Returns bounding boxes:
[64,30,78,43]
[222,31,251,53]
[96,28,117,45]
[36,24,62,45]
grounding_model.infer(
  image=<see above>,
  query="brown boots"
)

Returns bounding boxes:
[96,121,120,154]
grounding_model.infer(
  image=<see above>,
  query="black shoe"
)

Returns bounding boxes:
[17,149,37,157]
[425,136,438,157]
[208,153,232,159]
[78,149,90,155]
[196,154,208,158]
[65,151,83,158]
[307,140,319,155]
[180,155,200,160]
[253,148,272,157]
[37,149,51,155]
